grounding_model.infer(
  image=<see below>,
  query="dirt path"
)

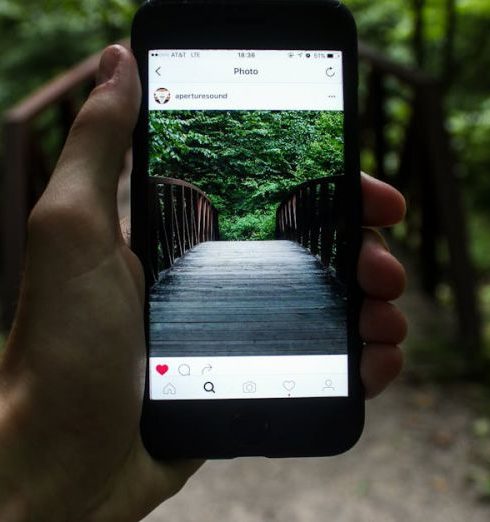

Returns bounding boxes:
[142,377,490,522]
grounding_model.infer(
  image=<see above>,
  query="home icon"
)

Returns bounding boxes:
[162,383,176,395]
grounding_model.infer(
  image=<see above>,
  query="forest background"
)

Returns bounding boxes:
[0,0,489,354]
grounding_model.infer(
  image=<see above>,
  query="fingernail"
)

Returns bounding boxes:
[97,46,123,86]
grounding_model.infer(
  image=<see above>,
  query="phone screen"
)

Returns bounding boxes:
[147,49,349,401]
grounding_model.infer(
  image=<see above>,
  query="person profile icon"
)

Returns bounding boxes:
[154,87,171,105]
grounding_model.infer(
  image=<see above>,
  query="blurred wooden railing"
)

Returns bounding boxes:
[359,41,480,357]
[1,45,108,327]
[148,177,219,285]
[276,176,347,283]
[0,40,482,358]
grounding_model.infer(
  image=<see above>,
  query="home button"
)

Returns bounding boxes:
[231,412,270,446]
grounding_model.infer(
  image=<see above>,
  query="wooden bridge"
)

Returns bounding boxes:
[0,40,481,360]
[148,177,348,357]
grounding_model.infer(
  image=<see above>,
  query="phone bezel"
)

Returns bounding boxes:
[132,0,364,458]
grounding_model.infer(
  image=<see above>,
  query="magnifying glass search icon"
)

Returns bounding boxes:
[204,381,215,393]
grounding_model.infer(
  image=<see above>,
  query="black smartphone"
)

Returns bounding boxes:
[131,0,363,459]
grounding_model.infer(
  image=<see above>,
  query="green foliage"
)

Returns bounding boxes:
[150,110,344,239]
[1,0,487,212]
[451,100,490,211]
[348,0,490,209]
[348,0,490,69]
[219,208,277,241]
[0,0,136,111]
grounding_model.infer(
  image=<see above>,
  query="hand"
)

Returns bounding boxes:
[0,45,406,521]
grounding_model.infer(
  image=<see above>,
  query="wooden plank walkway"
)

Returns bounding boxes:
[149,240,347,356]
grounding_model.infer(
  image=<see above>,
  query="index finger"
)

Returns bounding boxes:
[362,172,406,227]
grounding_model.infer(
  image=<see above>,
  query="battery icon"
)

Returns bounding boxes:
[327,53,334,58]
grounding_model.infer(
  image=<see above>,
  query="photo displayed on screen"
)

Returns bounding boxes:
[147,50,349,400]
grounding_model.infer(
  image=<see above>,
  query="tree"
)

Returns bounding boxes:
[149,110,344,239]
[0,0,136,111]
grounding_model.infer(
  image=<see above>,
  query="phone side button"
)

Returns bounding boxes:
[230,413,270,446]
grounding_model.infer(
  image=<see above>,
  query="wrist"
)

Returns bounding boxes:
[0,484,29,522]
[0,414,27,521]
[0,384,61,522]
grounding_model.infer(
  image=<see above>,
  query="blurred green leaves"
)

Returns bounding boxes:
[0,0,487,250]
[348,0,490,359]
[0,0,136,110]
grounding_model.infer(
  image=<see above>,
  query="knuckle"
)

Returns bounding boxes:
[27,200,63,238]
[28,196,104,246]
[73,90,131,146]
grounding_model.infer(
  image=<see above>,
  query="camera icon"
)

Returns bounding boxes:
[242,381,257,394]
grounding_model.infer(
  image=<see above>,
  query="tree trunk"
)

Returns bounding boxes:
[443,0,457,89]
[411,0,426,67]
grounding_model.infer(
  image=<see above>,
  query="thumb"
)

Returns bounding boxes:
[38,45,141,233]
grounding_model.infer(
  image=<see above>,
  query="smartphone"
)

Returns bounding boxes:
[131,0,363,458]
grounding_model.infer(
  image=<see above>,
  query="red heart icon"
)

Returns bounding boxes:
[156,364,169,376]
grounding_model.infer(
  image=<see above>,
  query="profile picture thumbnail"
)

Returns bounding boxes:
[154,88,171,105]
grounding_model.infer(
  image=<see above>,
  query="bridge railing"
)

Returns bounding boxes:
[1,44,116,327]
[148,176,219,285]
[0,40,481,358]
[276,176,347,281]
[359,41,480,356]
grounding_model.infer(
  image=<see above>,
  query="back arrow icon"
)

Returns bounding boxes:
[156,66,162,76]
